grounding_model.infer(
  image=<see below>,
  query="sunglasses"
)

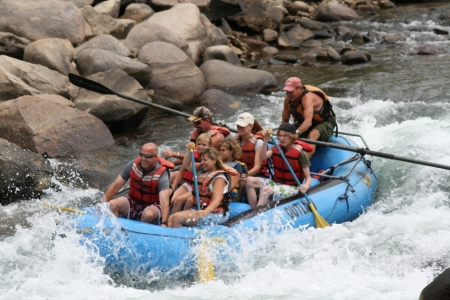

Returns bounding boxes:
[140,153,156,159]
[193,119,203,125]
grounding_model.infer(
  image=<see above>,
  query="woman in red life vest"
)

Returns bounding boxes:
[170,133,212,214]
[168,147,238,228]
[245,123,313,208]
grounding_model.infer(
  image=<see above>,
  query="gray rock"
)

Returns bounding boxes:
[23,38,77,76]
[199,59,277,94]
[146,3,227,64]
[0,95,115,158]
[0,55,69,101]
[278,25,314,49]
[203,45,241,65]
[420,268,450,300]
[199,89,239,116]
[74,48,151,86]
[73,69,149,133]
[94,0,120,18]
[301,39,322,48]
[204,0,245,21]
[0,138,53,205]
[121,3,155,24]
[74,34,131,60]
[138,41,206,104]
[297,19,330,31]
[60,0,94,8]
[263,28,278,43]
[341,50,368,64]
[0,0,85,45]
[124,22,191,58]
[273,54,298,63]
[81,5,135,39]
[149,0,210,11]
[0,32,31,59]
[261,46,279,57]
[317,0,360,22]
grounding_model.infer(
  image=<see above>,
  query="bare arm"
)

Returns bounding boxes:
[297,95,314,134]
[159,189,170,225]
[259,128,273,162]
[247,146,262,176]
[211,133,224,148]
[298,167,312,194]
[282,96,291,123]
[103,175,127,202]
[171,165,185,189]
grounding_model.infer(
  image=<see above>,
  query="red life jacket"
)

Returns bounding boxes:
[192,169,232,213]
[189,125,231,143]
[239,132,271,178]
[183,149,201,184]
[272,141,310,185]
[128,156,174,205]
[289,85,333,125]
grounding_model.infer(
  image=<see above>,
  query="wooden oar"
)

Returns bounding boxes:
[68,73,237,133]
[42,203,86,214]
[270,135,330,228]
[190,148,215,283]
[299,138,450,171]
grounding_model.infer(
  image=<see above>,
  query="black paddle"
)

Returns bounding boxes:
[299,138,450,171]
[68,73,237,133]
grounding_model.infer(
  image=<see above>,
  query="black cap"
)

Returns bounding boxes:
[278,123,296,134]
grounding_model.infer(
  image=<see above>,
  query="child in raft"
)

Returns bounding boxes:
[245,123,313,208]
[217,138,248,201]
[170,133,212,214]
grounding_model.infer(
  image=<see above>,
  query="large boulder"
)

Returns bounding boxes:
[94,0,121,18]
[0,95,115,158]
[23,38,77,76]
[0,55,69,102]
[120,3,155,24]
[73,69,150,133]
[0,138,53,205]
[278,25,314,49]
[81,5,135,39]
[138,42,206,104]
[0,0,85,45]
[123,22,191,58]
[0,32,31,60]
[199,59,277,94]
[146,3,227,64]
[317,0,360,22]
[73,34,130,60]
[202,45,241,65]
[226,0,284,32]
[74,48,151,86]
[199,89,239,116]
[420,268,450,300]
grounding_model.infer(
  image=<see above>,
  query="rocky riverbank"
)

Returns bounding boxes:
[0,0,448,203]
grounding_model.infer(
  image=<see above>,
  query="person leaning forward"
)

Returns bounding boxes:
[281,77,337,158]
[102,143,174,226]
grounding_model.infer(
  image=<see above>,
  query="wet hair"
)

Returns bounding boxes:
[217,138,242,161]
[200,147,227,171]
[277,130,298,143]
[251,119,263,134]
[196,133,213,146]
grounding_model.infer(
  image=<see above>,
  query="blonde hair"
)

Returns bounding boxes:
[200,147,227,171]
[196,133,212,146]
[217,138,242,161]
[277,130,298,143]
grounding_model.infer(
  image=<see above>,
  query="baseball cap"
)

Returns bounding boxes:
[187,106,213,122]
[282,77,302,92]
[277,123,296,134]
[234,112,254,127]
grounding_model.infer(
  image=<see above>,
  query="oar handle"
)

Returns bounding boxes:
[190,148,203,228]
[299,138,450,171]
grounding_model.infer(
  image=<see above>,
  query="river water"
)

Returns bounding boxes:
[1,2,450,299]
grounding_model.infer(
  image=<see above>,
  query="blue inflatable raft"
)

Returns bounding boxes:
[71,135,377,279]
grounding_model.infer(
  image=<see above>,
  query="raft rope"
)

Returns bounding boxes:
[338,176,356,214]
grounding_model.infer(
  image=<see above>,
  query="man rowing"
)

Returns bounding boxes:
[281,77,337,158]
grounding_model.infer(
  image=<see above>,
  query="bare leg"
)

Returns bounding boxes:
[183,195,195,210]
[256,186,274,206]
[141,206,160,224]
[169,210,200,228]
[172,191,192,214]
[245,177,261,209]
[108,196,129,218]
[306,129,320,159]
[170,185,188,212]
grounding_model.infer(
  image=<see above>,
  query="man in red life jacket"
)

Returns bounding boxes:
[281,77,337,158]
[163,106,230,162]
[102,143,173,226]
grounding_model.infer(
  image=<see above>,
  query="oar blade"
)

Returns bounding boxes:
[309,204,330,228]
[68,73,116,95]
[198,242,215,283]
[42,203,87,214]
